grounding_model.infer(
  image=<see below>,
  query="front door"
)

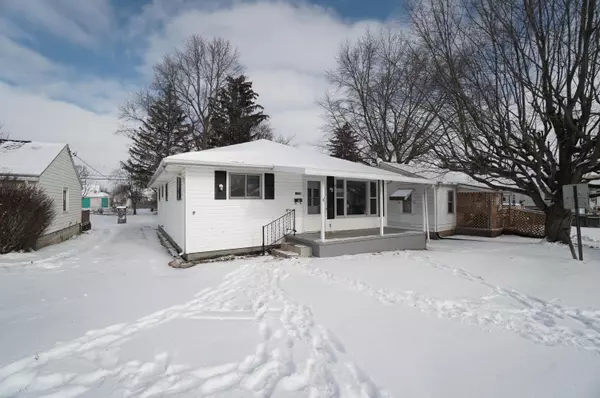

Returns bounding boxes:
[307,181,321,215]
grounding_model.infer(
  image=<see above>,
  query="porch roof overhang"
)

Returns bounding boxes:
[148,159,435,188]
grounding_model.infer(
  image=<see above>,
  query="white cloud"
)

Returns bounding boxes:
[0,0,397,177]
[0,36,62,85]
[140,0,387,145]
[0,35,132,114]
[0,0,115,47]
[0,83,129,175]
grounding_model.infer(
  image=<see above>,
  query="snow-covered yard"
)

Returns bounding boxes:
[1,215,600,397]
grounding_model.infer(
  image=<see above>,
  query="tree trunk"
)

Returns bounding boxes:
[133,200,137,215]
[545,204,572,243]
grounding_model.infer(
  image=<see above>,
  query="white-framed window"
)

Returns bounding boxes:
[447,190,455,214]
[335,179,345,216]
[334,179,378,217]
[307,181,321,215]
[230,173,261,198]
[165,183,169,201]
[369,181,378,215]
[62,188,69,211]
[176,177,182,201]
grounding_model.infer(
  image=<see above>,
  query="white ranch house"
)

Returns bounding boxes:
[0,141,82,248]
[149,140,434,259]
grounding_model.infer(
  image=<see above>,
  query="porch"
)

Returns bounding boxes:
[286,227,426,257]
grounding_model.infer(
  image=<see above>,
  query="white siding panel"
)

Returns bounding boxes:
[387,183,432,231]
[38,147,82,234]
[158,175,185,251]
[185,168,304,254]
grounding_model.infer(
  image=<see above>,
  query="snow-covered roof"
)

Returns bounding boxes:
[0,141,66,177]
[149,140,435,187]
[84,191,110,198]
[380,162,498,190]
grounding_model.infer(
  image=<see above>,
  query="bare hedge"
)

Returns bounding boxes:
[0,178,56,253]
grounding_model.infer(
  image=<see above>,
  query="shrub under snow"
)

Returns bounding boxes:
[0,179,56,253]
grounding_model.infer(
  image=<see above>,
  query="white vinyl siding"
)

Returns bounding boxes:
[185,168,304,254]
[158,174,185,251]
[387,182,430,231]
[38,146,82,234]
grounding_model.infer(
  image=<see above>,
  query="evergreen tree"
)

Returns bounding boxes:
[327,123,364,163]
[208,75,269,148]
[122,85,189,187]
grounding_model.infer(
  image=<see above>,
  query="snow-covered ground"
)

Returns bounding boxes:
[1,215,600,397]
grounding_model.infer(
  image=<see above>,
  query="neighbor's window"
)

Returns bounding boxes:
[62,188,69,211]
[369,181,378,215]
[230,173,261,198]
[165,183,169,201]
[176,177,182,201]
[335,179,345,216]
[447,190,455,214]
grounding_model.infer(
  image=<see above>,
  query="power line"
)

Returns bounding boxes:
[70,151,110,179]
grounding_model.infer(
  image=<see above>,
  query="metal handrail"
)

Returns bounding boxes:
[262,209,296,254]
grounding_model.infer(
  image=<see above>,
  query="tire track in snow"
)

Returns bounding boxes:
[292,258,600,355]
[0,259,390,397]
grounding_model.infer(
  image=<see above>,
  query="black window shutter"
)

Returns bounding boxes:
[265,173,275,200]
[327,176,335,219]
[215,171,227,199]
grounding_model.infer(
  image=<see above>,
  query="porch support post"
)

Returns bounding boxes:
[424,187,430,241]
[320,178,326,242]
[379,180,385,236]
[422,188,427,233]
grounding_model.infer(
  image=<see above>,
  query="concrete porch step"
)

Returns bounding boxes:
[271,248,300,258]
[281,241,312,257]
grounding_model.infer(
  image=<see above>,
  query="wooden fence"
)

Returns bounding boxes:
[456,192,545,238]
[502,208,546,238]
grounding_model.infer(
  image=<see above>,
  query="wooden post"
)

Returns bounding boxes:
[573,185,583,261]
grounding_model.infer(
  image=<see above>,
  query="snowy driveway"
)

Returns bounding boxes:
[1,215,600,397]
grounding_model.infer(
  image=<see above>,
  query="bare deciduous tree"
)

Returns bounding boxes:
[119,35,242,151]
[411,0,600,243]
[155,35,242,150]
[321,29,444,164]
[75,165,91,197]
[111,166,143,215]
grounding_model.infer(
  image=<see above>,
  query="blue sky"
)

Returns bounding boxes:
[0,0,405,174]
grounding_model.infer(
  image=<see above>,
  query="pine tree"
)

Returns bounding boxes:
[122,85,189,187]
[208,75,269,148]
[327,123,364,163]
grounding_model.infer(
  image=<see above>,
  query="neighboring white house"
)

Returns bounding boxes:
[149,140,434,260]
[0,141,82,248]
[380,162,544,236]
